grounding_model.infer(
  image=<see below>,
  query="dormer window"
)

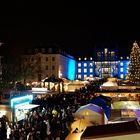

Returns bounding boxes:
[41,48,45,53]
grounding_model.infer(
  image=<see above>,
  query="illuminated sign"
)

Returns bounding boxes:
[11,95,33,108]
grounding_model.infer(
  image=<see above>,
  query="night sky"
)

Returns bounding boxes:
[0,3,140,57]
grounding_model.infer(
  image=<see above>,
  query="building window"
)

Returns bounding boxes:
[126,69,128,73]
[52,57,55,61]
[38,57,41,62]
[104,48,108,53]
[120,68,123,72]
[97,52,101,59]
[84,68,87,73]
[84,74,87,78]
[120,62,123,66]
[46,57,48,61]
[89,74,93,77]
[89,63,93,67]
[48,48,52,53]
[31,58,34,62]
[78,69,81,73]
[90,68,93,73]
[78,63,81,67]
[84,63,87,67]
[46,65,48,70]
[42,48,45,53]
[38,66,41,71]
[120,74,124,79]
[52,65,55,70]
[127,62,130,66]
[78,75,81,79]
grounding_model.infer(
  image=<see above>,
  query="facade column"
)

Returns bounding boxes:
[58,82,60,94]
[48,82,50,90]
[62,82,64,93]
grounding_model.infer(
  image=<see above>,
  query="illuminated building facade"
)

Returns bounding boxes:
[21,44,130,82]
[77,48,130,79]
[21,46,76,83]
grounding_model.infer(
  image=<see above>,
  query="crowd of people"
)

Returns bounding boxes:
[0,88,96,140]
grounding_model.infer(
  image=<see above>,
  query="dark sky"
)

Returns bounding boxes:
[0,3,140,57]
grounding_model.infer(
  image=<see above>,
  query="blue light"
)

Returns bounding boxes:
[67,59,76,80]
[11,95,33,108]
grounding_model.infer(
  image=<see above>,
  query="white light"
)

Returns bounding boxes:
[0,110,6,118]
[32,88,48,92]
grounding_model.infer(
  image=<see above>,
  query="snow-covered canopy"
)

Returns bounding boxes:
[100,78,118,91]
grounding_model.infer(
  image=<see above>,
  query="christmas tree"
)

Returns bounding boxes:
[128,41,140,85]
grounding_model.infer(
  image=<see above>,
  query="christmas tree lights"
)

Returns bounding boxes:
[128,41,140,85]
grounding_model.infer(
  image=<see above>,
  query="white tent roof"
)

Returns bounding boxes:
[100,81,118,90]
[101,81,118,87]
[17,104,39,110]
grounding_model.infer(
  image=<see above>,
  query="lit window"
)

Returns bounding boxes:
[104,48,108,53]
[84,68,87,73]
[120,74,124,79]
[90,68,93,73]
[120,68,123,72]
[120,62,123,66]
[111,51,115,54]
[90,74,93,77]
[84,74,87,78]
[78,75,81,79]
[52,57,55,61]
[78,69,81,73]
[84,63,87,67]
[127,62,130,66]
[90,57,93,60]
[78,63,81,67]
[78,58,81,60]
[84,57,87,60]
[89,63,93,67]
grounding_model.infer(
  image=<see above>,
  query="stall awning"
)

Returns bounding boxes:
[17,104,40,110]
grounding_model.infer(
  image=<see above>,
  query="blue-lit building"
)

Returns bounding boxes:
[77,47,130,80]
[21,43,130,83]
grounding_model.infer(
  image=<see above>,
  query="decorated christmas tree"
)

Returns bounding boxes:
[128,41,140,85]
